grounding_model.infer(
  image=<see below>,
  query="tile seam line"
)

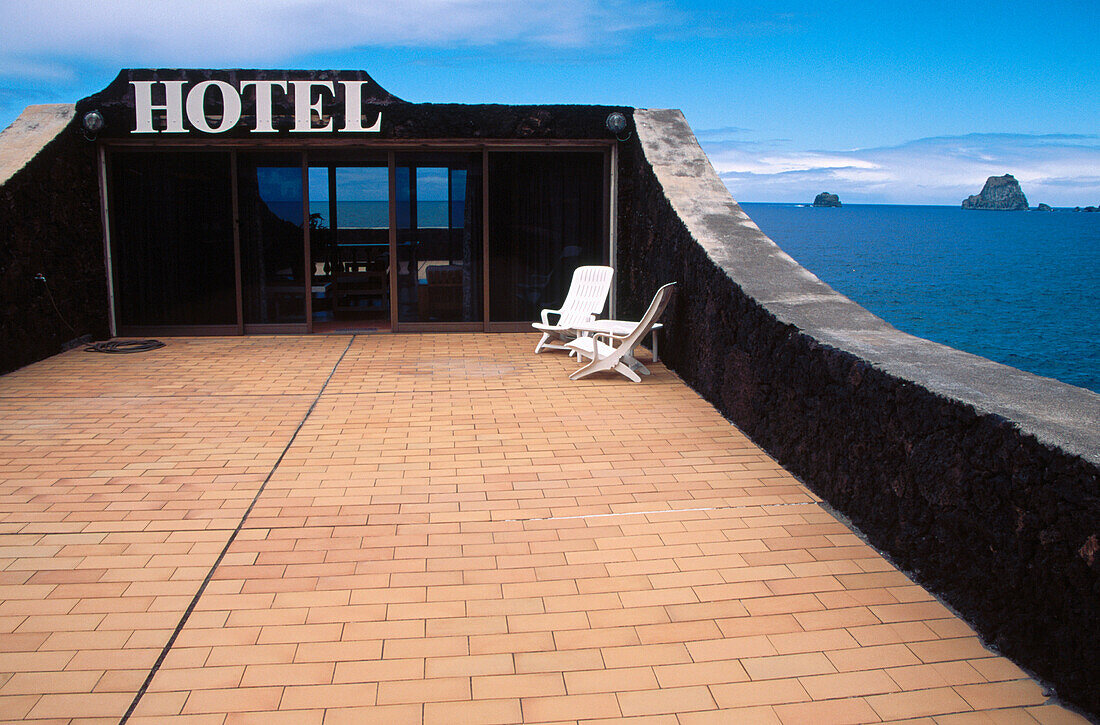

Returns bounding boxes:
[116,333,357,725]
[0,384,584,401]
[497,500,822,522]
[0,501,823,539]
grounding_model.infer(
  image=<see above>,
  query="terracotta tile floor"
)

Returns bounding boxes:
[0,334,1089,724]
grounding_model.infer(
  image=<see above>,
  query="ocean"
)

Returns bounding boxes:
[739,203,1100,395]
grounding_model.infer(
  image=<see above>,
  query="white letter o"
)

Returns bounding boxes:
[185,80,242,133]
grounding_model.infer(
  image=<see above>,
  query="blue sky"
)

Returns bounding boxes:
[1,0,1097,205]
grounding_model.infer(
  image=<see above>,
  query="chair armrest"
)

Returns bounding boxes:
[590,331,617,362]
[541,309,562,325]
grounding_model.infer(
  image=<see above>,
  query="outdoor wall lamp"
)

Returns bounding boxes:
[82,110,104,140]
[606,112,630,141]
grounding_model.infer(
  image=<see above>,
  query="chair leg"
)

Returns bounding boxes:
[569,356,643,383]
[569,363,595,380]
[569,356,607,380]
[614,362,642,382]
[623,355,651,376]
[534,333,551,353]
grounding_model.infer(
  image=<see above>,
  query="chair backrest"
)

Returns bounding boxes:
[555,265,614,326]
[617,283,676,352]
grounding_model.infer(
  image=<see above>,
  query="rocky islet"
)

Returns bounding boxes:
[962,174,1029,210]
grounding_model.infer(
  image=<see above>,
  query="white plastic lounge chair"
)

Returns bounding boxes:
[532,265,614,353]
[564,282,676,382]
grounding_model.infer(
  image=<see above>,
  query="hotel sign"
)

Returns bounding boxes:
[131,78,382,134]
[76,69,399,138]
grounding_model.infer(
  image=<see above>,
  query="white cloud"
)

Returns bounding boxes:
[702,132,1100,206]
[724,152,878,175]
[0,0,664,70]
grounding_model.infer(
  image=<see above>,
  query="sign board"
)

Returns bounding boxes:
[76,69,400,138]
[131,78,382,134]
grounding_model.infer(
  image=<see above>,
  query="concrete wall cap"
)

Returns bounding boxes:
[0,104,76,186]
[634,107,1100,464]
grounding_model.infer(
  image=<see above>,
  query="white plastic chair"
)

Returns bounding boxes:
[565,282,676,382]
[531,265,614,353]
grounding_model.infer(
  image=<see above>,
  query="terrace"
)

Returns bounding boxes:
[0,333,1087,723]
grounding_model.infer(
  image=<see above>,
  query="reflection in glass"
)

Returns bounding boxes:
[109,151,235,327]
[488,152,605,322]
[416,168,449,228]
[395,153,483,323]
[335,167,390,230]
[238,154,306,324]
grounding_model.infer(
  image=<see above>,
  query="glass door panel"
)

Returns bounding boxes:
[488,151,606,322]
[308,157,390,328]
[238,153,306,326]
[395,152,483,323]
[110,151,235,328]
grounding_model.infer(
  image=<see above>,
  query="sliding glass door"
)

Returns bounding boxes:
[308,154,391,330]
[487,151,607,324]
[238,153,307,329]
[109,151,236,330]
[395,152,484,325]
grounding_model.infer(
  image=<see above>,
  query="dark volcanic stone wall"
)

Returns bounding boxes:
[616,114,1100,716]
[0,118,108,375]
